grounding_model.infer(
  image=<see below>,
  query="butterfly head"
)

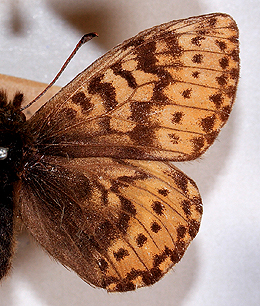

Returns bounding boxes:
[0,90,29,184]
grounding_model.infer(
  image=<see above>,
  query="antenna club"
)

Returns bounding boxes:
[81,33,98,44]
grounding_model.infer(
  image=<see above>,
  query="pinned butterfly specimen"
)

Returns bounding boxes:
[0,13,239,292]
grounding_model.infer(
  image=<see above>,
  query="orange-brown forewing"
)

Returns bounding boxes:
[26,13,239,162]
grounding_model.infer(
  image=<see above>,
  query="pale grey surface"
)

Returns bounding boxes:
[0,0,259,305]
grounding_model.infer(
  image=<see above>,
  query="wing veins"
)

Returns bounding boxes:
[28,170,126,281]
[31,160,158,272]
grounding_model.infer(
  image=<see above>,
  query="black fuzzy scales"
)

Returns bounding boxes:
[0,91,28,279]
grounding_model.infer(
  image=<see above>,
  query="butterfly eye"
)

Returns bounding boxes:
[0,147,9,160]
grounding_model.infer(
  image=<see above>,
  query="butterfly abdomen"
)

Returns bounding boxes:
[0,184,14,279]
[0,91,30,279]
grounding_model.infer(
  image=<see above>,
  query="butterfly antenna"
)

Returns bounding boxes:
[21,32,98,111]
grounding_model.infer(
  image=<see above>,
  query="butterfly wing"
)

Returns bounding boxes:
[25,13,239,161]
[17,13,239,291]
[18,156,202,291]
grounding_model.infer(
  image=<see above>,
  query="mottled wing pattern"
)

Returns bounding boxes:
[18,13,239,291]
[18,156,202,291]
[26,13,239,161]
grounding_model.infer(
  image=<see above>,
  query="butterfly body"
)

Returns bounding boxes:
[0,13,239,291]
[0,94,24,277]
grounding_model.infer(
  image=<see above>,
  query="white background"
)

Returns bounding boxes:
[0,0,259,305]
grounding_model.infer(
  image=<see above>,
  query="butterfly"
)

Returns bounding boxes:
[0,13,239,292]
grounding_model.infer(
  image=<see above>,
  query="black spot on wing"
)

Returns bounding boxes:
[188,219,200,239]
[111,62,138,89]
[177,225,187,239]
[182,89,192,99]
[181,199,191,217]
[88,76,117,111]
[127,124,156,146]
[136,41,157,74]
[230,49,239,62]
[209,93,223,108]
[216,74,228,86]
[115,196,136,234]
[172,111,183,124]
[169,170,188,193]
[191,136,205,155]
[192,71,200,78]
[219,57,229,69]
[215,39,227,51]
[192,54,203,64]
[169,133,180,144]
[201,114,216,133]
[158,188,169,197]
[151,221,161,233]
[71,91,93,114]
[152,201,164,216]
[136,233,148,247]
[191,36,205,46]
[113,248,130,261]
